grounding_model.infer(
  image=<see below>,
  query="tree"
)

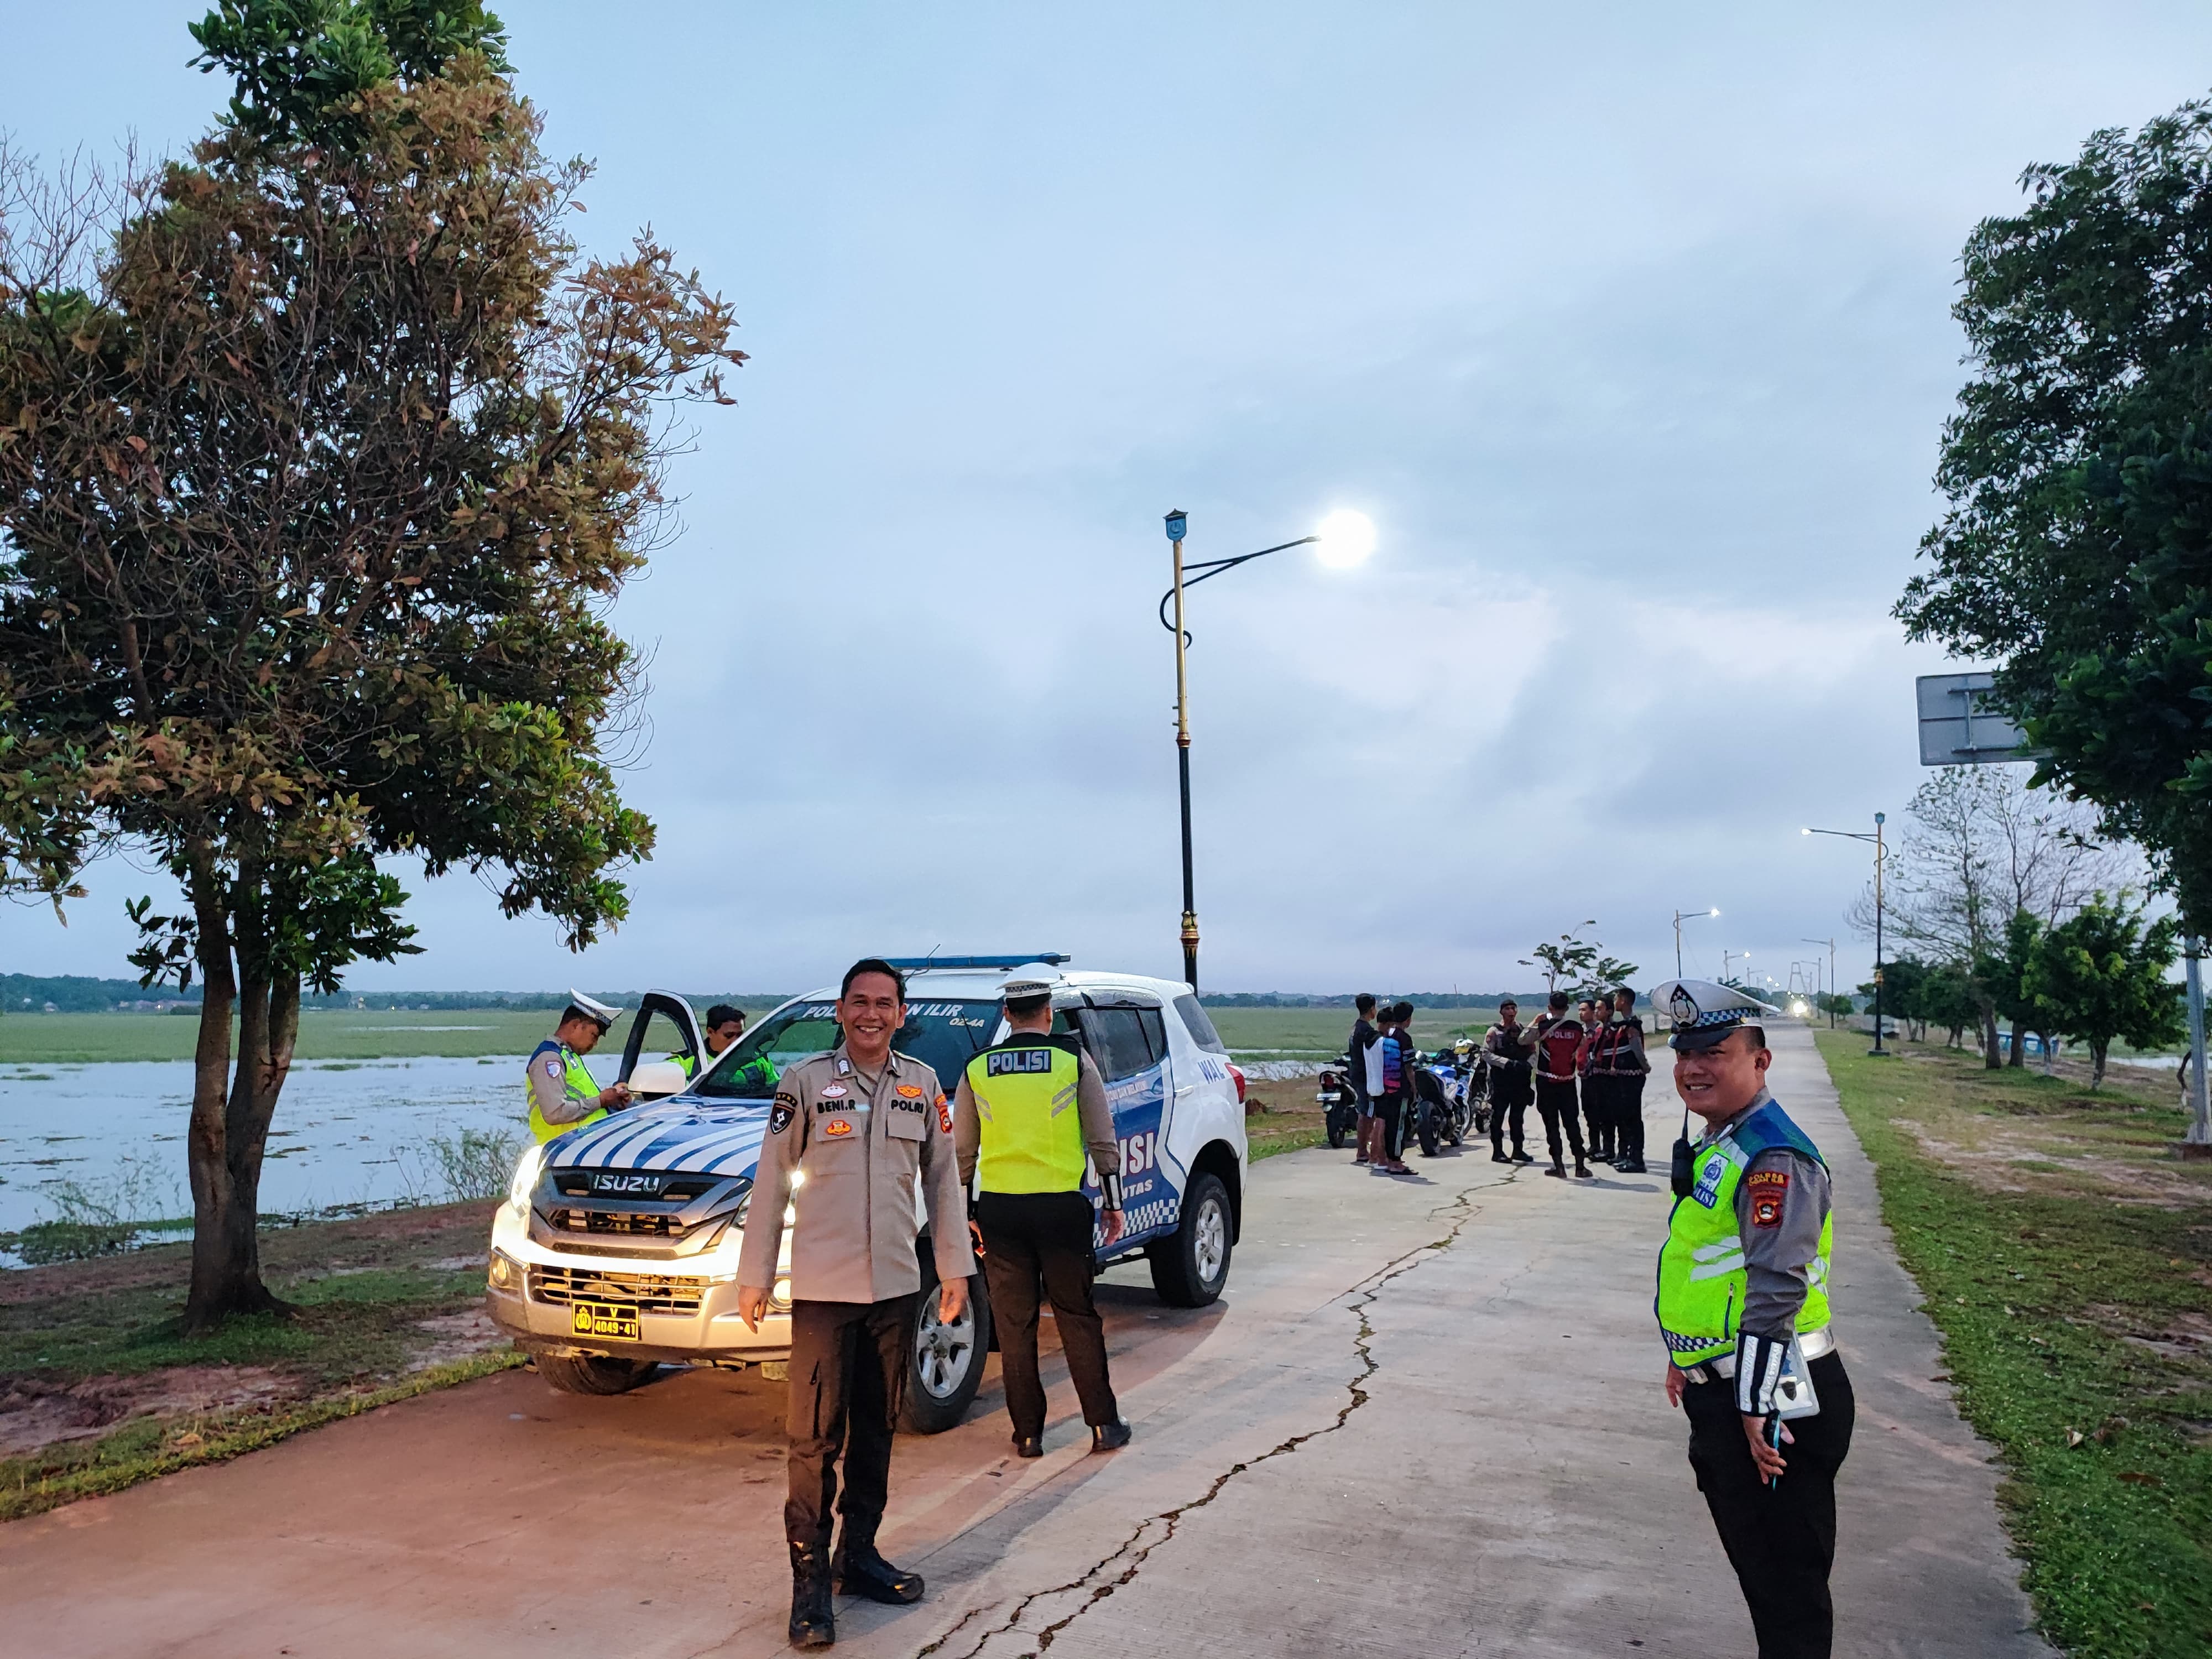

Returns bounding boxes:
[0,3,741,1331]
[1851,767,2129,1067]
[2022,893,2184,1087]
[1916,961,1984,1050]
[1897,95,2212,937]
[1521,923,1597,999]
[1863,954,1932,1041]
[1976,908,2052,1066]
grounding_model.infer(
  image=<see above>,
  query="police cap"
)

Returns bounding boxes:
[564,989,623,1031]
[1652,978,1778,1052]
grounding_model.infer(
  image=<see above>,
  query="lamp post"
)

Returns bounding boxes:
[1672,906,1719,978]
[1160,508,1376,990]
[1803,815,1889,1056]
[1803,936,1838,1028]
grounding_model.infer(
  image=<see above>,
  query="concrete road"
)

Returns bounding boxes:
[3,1024,2048,1657]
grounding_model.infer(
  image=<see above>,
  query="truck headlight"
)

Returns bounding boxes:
[507,1142,549,1214]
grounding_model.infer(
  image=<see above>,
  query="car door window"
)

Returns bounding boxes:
[1083,1008,1160,1082]
[1136,1008,1168,1067]
[1173,994,1228,1055]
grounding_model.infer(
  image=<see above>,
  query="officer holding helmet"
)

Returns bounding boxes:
[735,958,974,1650]
[1652,979,1854,1659]
[953,968,1132,1459]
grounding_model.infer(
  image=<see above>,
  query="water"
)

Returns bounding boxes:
[0,1052,620,1235]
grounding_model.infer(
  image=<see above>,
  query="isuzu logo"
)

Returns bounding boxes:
[592,1171,664,1196]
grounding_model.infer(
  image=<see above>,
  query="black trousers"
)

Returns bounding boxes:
[784,1295,915,1550]
[1533,1078,1586,1166]
[1371,1097,1407,1159]
[977,1190,1119,1439]
[1580,1074,1613,1157]
[1614,1074,1647,1165]
[1684,1352,1856,1659]
[1489,1074,1530,1154]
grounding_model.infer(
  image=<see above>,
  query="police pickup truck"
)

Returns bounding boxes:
[486,957,1249,1431]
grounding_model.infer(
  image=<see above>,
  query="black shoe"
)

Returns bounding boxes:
[833,1537,924,1606]
[789,1542,836,1648]
[1013,1433,1042,1459]
[1573,1162,1594,1179]
[1543,1163,1566,1178]
[1490,1151,1511,1164]
[1618,1159,1648,1174]
[1092,1418,1133,1453]
[1511,1150,1535,1164]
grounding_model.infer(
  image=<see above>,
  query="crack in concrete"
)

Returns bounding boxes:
[916,1164,1519,1659]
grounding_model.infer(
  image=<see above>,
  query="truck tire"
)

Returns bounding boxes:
[1148,1172,1232,1307]
[901,1258,991,1434]
[536,1353,657,1395]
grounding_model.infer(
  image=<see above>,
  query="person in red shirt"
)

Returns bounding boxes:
[1531,991,1594,1180]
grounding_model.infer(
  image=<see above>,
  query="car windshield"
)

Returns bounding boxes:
[694,997,1001,1099]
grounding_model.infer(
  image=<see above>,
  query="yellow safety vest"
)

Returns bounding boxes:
[1655,1100,1833,1365]
[964,1036,1087,1194]
[526,1040,606,1144]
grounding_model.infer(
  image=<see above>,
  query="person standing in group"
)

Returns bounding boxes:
[1531,991,1594,1180]
[1605,987,1651,1173]
[1655,979,1853,1659]
[1348,993,1382,1167]
[1370,1002,1416,1175]
[1576,995,1612,1163]
[736,959,975,1650]
[524,990,632,1144]
[1485,998,1535,1164]
[953,971,1133,1459]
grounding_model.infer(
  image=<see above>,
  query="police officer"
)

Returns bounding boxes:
[524,990,632,1144]
[1484,998,1535,1164]
[1653,979,1854,1659]
[675,1003,754,1081]
[952,969,1133,1458]
[1604,986,1652,1173]
[736,959,974,1651]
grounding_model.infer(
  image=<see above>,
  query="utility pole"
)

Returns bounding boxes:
[1803,937,1838,1028]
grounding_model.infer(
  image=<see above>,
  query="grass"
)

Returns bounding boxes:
[1815,1030,2212,1659]
[0,1349,524,1521]
[0,1199,510,1521]
[1207,1005,1498,1061]
[0,1004,785,1065]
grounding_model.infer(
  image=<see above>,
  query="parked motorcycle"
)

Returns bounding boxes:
[1316,1059,1361,1150]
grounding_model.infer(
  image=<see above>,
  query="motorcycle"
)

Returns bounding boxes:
[1316,1058,1361,1150]
[1409,1041,1488,1152]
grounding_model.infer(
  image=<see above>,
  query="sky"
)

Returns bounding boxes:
[4,1,2211,1002]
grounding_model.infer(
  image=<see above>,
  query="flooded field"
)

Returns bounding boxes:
[0,1053,618,1240]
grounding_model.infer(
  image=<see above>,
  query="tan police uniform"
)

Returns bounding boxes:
[737,1043,974,1557]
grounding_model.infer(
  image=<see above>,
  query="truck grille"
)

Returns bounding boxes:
[545,1208,687,1239]
[527,1265,704,1314]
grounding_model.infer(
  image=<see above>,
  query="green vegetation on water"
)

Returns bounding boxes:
[1816,1031,2212,1658]
[0,1003,1495,1066]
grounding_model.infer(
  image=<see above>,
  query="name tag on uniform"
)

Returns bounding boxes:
[987,1049,1054,1076]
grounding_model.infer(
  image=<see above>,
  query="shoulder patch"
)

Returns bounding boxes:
[542,1056,563,1078]
[769,1101,796,1135]
[938,1099,953,1134]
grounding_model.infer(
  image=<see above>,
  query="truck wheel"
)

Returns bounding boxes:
[536,1354,656,1395]
[901,1261,991,1434]
[1148,1172,1232,1307]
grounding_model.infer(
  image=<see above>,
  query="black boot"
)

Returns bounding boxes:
[834,1534,925,1605]
[1091,1417,1133,1453]
[789,1542,836,1648]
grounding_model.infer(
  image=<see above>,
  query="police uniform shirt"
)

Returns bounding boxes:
[1695,1084,1833,1341]
[1483,1019,1532,1072]
[950,1044,1121,1190]
[528,1041,599,1128]
[735,1044,974,1304]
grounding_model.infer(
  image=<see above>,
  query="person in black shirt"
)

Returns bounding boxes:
[1348,993,1381,1166]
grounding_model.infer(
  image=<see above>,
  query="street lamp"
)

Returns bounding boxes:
[1160,508,1376,990]
[1803,815,1890,1056]
[1671,907,1719,978]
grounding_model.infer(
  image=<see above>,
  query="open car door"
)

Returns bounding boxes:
[617,989,705,1099]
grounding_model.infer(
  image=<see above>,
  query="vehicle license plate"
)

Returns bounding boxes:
[571,1301,641,1341]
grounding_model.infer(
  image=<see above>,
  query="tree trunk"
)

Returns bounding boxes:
[2090,1038,2109,1089]
[1980,1000,2004,1070]
[182,859,295,1333]
[2007,1026,2025,1068]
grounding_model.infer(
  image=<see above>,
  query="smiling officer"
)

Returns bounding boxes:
[1652,979,1854,1659]
[737,958,974,1651]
